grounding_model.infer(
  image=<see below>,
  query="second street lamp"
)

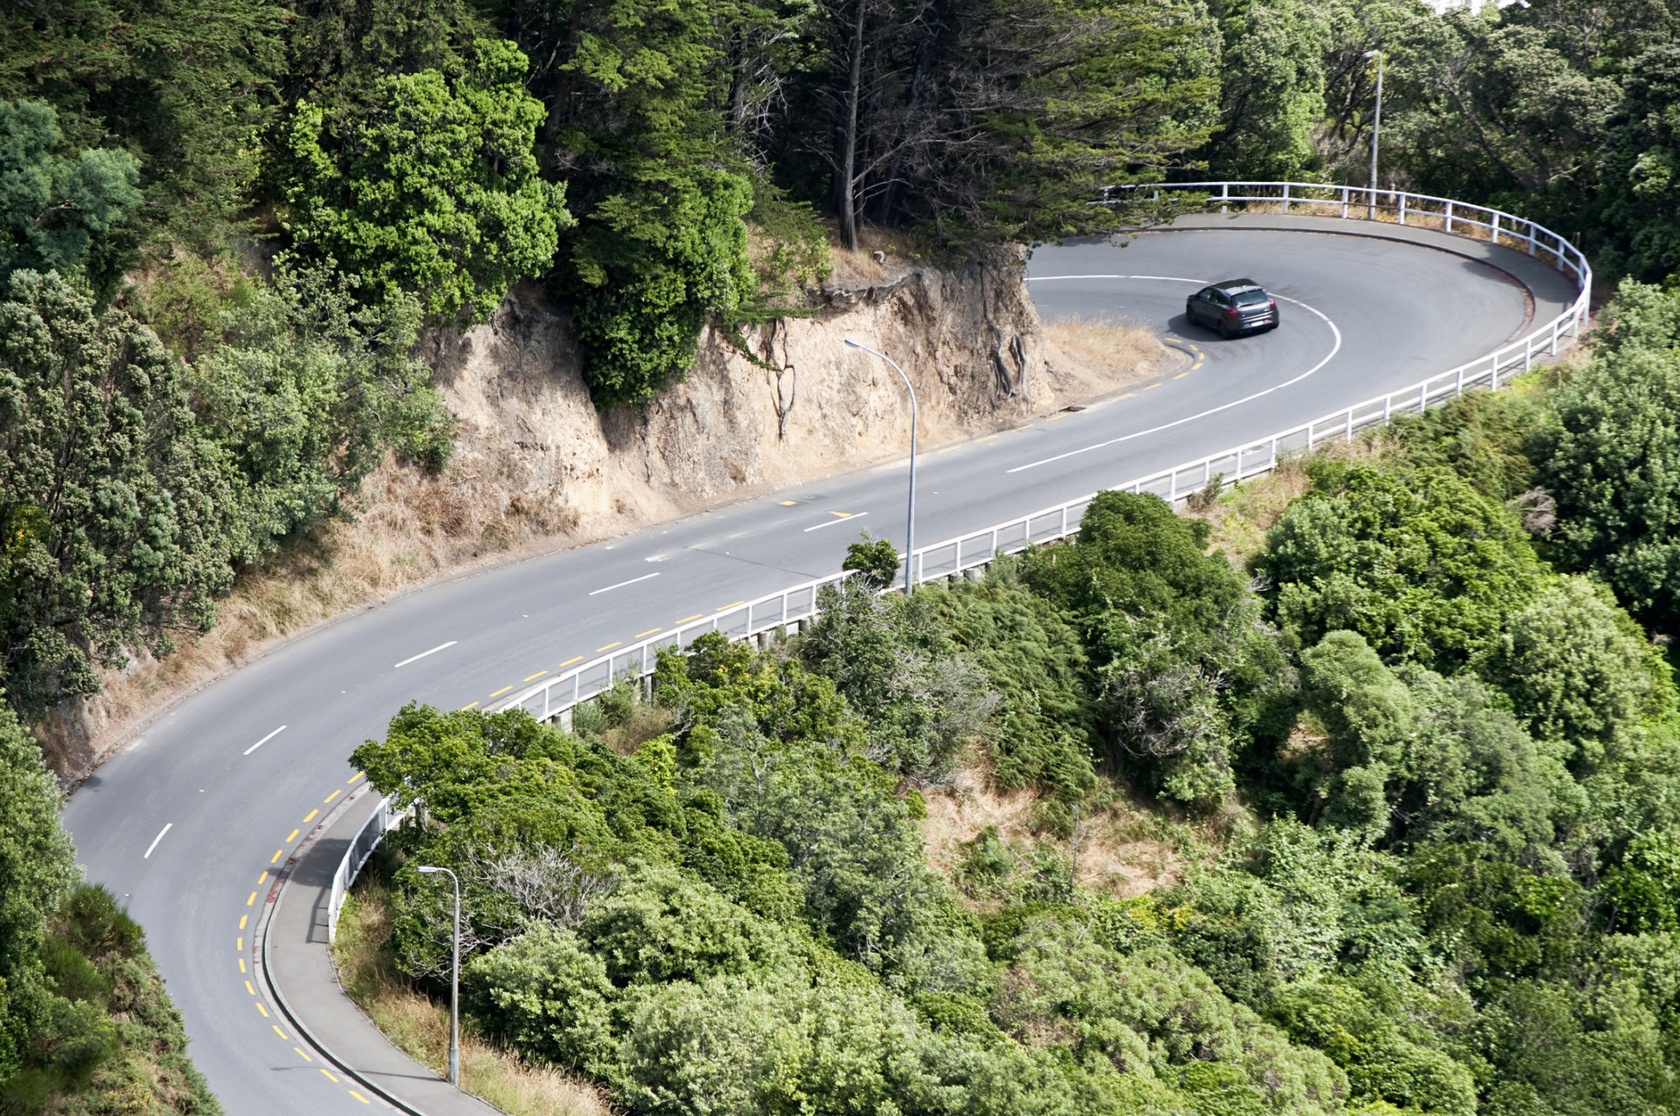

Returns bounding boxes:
[416,865,460,1086]
[1364,49,1384,220]
[842,338,918,595]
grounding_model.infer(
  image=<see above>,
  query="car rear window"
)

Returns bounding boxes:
[1231,290,1270,306]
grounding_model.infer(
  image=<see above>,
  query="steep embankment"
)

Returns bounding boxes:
[414,247,1153,544]
[46,247,1165,776]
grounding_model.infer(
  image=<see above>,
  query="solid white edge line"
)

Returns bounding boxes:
[243,725,287,756]
[393,640,458,669]
[804,511,869,533]
[1025,273,1207,284]
[1007,286,1342,475]
[588,572,661,596]
[143,823,172,859]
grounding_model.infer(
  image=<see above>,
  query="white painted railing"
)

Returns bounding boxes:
[494,181,1590,726]
[1116,181,1591,289]
[327,795,410,943]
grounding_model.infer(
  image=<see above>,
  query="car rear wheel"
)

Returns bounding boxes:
[1220,319,1234,339]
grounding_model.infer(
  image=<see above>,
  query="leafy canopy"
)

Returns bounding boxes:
[283,38,571,326]
[0,100,141,300]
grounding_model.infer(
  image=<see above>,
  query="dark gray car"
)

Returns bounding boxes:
[1185,279,1279,338]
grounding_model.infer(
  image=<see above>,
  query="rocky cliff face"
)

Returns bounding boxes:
[427,247,1133,548]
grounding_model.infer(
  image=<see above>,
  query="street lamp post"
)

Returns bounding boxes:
[416,866,460,1086]
[1363,50,1384,220]
[842,339,918,595]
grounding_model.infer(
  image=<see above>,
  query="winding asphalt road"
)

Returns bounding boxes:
[62,214,1580,1114]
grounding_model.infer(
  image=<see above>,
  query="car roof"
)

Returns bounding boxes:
[1211,278,1264,293]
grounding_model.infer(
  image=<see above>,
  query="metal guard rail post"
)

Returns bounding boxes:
[330,182,1590,936]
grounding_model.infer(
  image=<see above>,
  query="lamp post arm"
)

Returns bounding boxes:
[1365,50,1384,218]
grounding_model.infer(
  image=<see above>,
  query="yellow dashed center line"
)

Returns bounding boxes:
[302,809,318,825]
[1192,361,1204,370]
[489,685,513,698]
[285,829,299,843]
[349,1091,370,1105]
[1172,372,1189,380]
[245,981,256,996]
[828,510,854,519]
[1118,391,1137,399]
[256,871,269,887]
[458,701,479,711]
[293,1047,313,1063]
[272,1025,288,1041]
[347,773,362,785]
[560,655,583,667]
[270,849,284,864]
[239,914,248,930]
[1046,412,1069,422]
[977,434,999,442]
[715,601,745,612]
[247,891,257,907]
[323,790,342,805]
[675,614,703,624]
[256,1002,269,1018]
[523,670,548,682]
[1143,383,1162,391]
[635,627,662,638]
[239,958,247,973]
[596,641,622,652]
[779,500,798,506]
[236,937,243,952]
[320,1069,340,1084]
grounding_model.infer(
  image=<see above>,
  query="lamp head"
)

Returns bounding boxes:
[1363,50,1380,59]
[417,866,443,875]
[843,338,862,349]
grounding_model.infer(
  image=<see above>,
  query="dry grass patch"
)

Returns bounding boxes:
[1192,431,1393,568]
[333,881,614,1116]
[920,768,1182,900]
[1042,316,1171,385]
[825,225,927,288]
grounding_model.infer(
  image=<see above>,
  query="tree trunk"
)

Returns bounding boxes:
[832,0,867,252]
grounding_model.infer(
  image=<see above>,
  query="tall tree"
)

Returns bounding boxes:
[0,0,282,244]
[0,100,141,300]
[1202,0,1332,180]
[0,270,239,711]
[499,0,766,406]
[282,38,570,327]
[794,0,1219,250]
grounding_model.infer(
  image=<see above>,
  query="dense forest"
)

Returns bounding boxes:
[4,0,1680,1110]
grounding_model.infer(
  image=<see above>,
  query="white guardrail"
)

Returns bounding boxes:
[496,181,1590,725]
[328,182,1590,941]
[327,794,410,942]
